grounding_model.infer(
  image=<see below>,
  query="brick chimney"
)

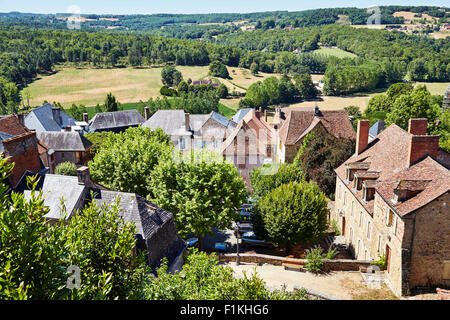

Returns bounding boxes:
[185,113,190,131]
[83,113,89,123]
[408,118,428,136]
[408,135,440,166]
[356,120,370,155]
[144,107,150,120]
[51,107,62,127]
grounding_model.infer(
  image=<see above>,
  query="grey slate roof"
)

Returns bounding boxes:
[211,111,237,130]
[25,104,76,132]
[0,131,14,152]
[232,108,252,124]
[36,132,92,151]
[142,110,191,136]
[369,120,385,139]
[88,110,145,132]
[23,174,87,221]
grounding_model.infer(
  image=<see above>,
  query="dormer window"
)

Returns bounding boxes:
[392,180,431,204]
[345,162,370,183]
[354,171,379,191]
[362,180,376,202]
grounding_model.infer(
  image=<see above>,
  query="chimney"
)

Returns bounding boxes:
[51,107,62,127]
[408,118,428,136]
[408,135,440,166]
[185,113,190,131]
[255,108,261,120]
[314,105,320,116]
[16,113,25,127]
[264,110,267,122]
[83,113,89,123]
[77,166,92,186]
[64,126,72,132]
[356,120,370,155]
[144,107,150,120]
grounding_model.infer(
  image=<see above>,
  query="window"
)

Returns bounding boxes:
[213,140,218,149]
[179,138,186,150]
[386,208,393,227]
[359,212,363,228]
[349,227,354,244]
[351,201,355,217]
[377,235,383,255]
[344,191,347,205]
[339,184,342,200]
[367,221,372,240]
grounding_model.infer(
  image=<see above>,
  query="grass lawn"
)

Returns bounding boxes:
[25,65,210,108]
[414,82,449,95]
[312,47,358,59]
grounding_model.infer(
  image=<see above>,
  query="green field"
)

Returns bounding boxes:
[24,66,210,108]
[312,47,358,59]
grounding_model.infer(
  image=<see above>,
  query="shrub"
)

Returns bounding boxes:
[304,246,325,273]
[160,86,178,97]
[55,162,77,176]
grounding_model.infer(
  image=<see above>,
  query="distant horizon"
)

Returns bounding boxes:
[0,1,448,16]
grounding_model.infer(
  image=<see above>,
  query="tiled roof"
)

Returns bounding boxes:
[0,115,29,136]
[36,132,92,152]
[88,110,145,132]
[278,108,355,145]
[336,124,450,216]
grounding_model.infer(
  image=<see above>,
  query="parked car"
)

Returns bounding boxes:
[236,204,253,222]
[214,242,229,252]
[241,232,273,248]
[186,237,199,248]
[234,222,253,237]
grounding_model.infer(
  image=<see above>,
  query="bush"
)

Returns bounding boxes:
[55,162,77,176]
[160,86,178,97]
[304,246,325,273]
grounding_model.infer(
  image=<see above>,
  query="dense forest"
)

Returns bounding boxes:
[0,6,449,111]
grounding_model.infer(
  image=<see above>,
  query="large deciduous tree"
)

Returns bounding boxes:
[149,150,247,249]
[257,181,329,253]
[161,66,183,87]
[89,127,173,198]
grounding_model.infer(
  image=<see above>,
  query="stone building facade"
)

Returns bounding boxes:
[332,118,450,296]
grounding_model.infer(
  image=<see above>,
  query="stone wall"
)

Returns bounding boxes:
[218,253,372,272]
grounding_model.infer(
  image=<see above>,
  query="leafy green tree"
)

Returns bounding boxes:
[433,111,450,152]
[55,161,78,176]
[89,127,173,198]
[104,93,119,112]
[177,80,189,93]
[344,105,362,118]
[60,198,149,299]
[257,181,329,253]
[216,83,228,99]
[160,86,178,97]
[0,161,66,299]
[364,94,391,116]
[209,60,229,79]
[149,150,247,249]
[385,82,413,103]
[161,66,183,87]
[250,62,259,75]
[144,249,308,300]
[294,73,318,100]
[386,85,440,131]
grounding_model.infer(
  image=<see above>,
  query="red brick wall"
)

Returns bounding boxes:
[408,135,440,166]
[3,132,42,187]
[408,119,428,136]
[356,120,370,155]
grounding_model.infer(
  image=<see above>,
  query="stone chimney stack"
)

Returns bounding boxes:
[83,113,89,123]
[77,166,92,186]
[51,107,62,127]
[144,107,150,120]
[356,120,370,155]
[408,118,428,136]
[185,113,190,131]
[16,113,25,127]
[255,108,261,120]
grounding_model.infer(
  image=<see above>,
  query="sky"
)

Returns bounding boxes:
[0,0,448,15]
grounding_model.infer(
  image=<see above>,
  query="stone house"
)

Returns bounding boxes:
[276,106,355,163]
[24,104,77,132]
[36,131,92,167]
[142,110,236,154]
[87,109,145,133]
[222,108,276,186]
[0,114,55,186]
[17,167,186,270]
[331,118,450,296]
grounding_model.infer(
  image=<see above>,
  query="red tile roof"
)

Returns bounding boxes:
[336,123,450,216]
[0,115,29,136]
[278,108,355,145]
